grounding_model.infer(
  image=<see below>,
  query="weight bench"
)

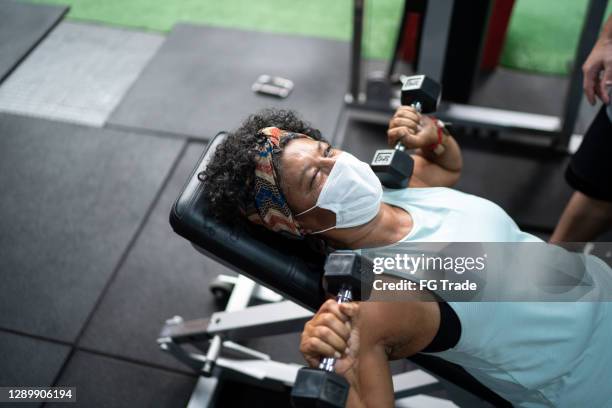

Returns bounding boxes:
[160,132,511,407]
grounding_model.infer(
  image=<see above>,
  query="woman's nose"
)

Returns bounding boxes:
[319,156,336,174]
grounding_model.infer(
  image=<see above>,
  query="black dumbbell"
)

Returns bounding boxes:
[370,74,442,189]
[291,251,372,408]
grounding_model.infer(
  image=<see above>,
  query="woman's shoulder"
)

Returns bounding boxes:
[382,186,512,223]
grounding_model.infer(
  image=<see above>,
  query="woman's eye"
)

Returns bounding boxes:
[324,145,333,157]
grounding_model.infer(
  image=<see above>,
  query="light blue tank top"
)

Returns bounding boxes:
[382,186,542,243]
[380,187,612,407]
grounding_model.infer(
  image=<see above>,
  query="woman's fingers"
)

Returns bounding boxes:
[582,39,612,104]
[388,106,430,148]
[299,299,354,365]
[583,59,601,105]
[389,117,419,132]
[300,336,339,360]
[339,302,359,318]
[319,299,349,323]
[599,65,612,104]
[318,312,351,339]
[392,107,420,123]
[387,127,420,148]
[312,325,349,354]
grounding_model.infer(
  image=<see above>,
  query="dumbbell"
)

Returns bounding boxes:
[291,251,373,408]
[370,74,442,189]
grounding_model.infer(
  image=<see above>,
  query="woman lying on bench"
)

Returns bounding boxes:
[200,108,612,407]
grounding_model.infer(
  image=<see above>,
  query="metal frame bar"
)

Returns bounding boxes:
[387,0,411,80]
[437,103,562,135]
[347,0,609,150]
[160,271,448,407]
[347,0,365,103]
[186,377,219,408]
[160,301,312,343]
[417,0,454,83]
[214,274,284,303]
[206,301,312,339]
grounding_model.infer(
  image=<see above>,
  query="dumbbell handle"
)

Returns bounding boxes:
[393,101,423,152]
[319,284,353,372]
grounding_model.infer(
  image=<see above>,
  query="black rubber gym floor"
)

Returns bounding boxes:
[0,331,69,393]
[0,114,184,342]
[78,143,228,372]
[1,3,610,407]
[108,24,349,139]
[0,12,354,404]
[0,0,67,84]
[46,351,196,408]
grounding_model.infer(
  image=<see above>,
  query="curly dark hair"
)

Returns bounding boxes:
[200,109,326,225]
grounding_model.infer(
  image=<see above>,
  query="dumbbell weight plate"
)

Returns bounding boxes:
[291,367,349,408]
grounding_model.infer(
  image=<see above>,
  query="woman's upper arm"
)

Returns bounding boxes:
[408,154,460,188]
[358,301,440,359]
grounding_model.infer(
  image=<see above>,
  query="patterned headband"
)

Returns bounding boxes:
[245,127,312,237]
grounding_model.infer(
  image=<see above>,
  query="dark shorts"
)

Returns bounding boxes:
[565,105,612,202]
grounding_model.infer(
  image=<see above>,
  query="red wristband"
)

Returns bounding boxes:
[427,116,444,151]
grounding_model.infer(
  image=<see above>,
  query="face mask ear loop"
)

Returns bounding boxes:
[295,204,317,217]
[309,225,336,235]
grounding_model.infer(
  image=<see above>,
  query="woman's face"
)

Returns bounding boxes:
[279,137,341,232]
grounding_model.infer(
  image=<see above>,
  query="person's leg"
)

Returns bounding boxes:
[550,191,612,243]
[553,105,612,243]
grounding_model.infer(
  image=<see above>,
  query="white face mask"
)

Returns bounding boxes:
[296,152,383,234]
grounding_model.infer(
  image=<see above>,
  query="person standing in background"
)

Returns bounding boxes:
[551,13,612,243]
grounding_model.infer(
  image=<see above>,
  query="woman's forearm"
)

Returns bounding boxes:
[418,131,463,174]
[299,300,440,407]
[344,301,441,407]
[346,343,394,408]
